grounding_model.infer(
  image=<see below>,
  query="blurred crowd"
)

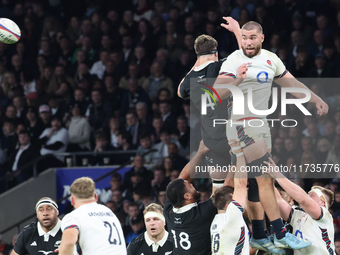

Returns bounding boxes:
[1,0,340,250]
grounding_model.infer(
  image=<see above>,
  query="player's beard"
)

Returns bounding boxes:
[242,44,261,58]
[193,191,201,201]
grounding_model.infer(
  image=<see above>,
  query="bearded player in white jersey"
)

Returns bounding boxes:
[58,177,126,255]
[264,157,335,255]
[214,21,328,253]
[210,139,249,255]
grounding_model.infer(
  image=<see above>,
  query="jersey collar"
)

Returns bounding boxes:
[37,218,61,240]
[194,60,215,71]
[144,230,169,252]
[172,202,197,214]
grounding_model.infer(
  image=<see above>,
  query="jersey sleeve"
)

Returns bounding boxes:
[225,200,245,226]
[179,72,192,98]
[13,230,28,255]
[126,240,136,255]
[198,199,218,220]
[315,207,332,227]
[61,213,80,232]
[273,53,287,79]
[219,52,238,78]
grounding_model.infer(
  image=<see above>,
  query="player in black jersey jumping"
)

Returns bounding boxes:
[177,17,244,186]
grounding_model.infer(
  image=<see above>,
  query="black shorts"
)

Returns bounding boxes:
[204,138,231,167]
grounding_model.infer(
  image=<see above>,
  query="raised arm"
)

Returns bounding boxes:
[263,158,323,219]
[178,140,209,183]
[275,71,329,116]
[221,17,242,50]
[177,59,199,98]
[274,187,292,222]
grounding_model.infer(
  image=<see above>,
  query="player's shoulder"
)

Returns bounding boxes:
[227,49,243,59]
[261,49,281,60]
[129,232,145,245]
[18,222,38,238]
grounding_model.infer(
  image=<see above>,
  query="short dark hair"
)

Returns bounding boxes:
[166,179,187,207]
[211,186,234,210]
[111,173,122,182]
[242,21,263,34]
[18,129,29,136]
[194,34,218,55]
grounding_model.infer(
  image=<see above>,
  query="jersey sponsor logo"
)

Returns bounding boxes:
[197,75,205,79]
[267,60,272,66]
[245,62,252,67]
[54,240,61,247]
[38,250,54,255]
[30,241,37,246]
[256,71,269,84]
[174,217,182,224]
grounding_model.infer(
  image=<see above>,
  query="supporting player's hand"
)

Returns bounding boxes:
[316,100,329,116]
[262,157,282,179]
[197,140,209,155]
[237,64,248,80]
[228,139,240,148]
[220,17,240,33]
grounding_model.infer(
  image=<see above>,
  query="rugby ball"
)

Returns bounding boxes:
[0,18,21,44]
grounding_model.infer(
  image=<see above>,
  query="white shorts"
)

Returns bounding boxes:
[227,118,271,149]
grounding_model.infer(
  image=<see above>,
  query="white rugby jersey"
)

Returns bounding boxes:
[61,202,126,255]
[219,49,286,120]
[287,206,335,255]
[210,200,249,255]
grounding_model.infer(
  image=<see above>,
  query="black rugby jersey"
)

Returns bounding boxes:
[14,220,62,255]
[180,59,230,144]
[127,231,173,255]
[163,199,217,255]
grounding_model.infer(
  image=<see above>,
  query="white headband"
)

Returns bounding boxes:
[310,188,328,209]
[35,199,59,212]
[144,212,165,222]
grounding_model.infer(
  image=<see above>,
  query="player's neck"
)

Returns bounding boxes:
[217,209,226,214]
[198,55,217,65]
[148,229,165,243]
[74,198,96,209]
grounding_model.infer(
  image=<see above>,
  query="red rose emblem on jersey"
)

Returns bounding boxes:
[267,60,272,65]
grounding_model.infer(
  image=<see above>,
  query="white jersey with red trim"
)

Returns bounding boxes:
[219,49,286,120]
[210,200,249,255]
[287,206,335,255]
[61,202,126,255]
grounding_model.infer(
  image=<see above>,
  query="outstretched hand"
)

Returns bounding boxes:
[221,17,240,33]
[316,100,329,116]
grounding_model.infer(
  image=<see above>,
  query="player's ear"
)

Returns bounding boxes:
[70,195,75,206]
[94,192,98,201]
[261,34,264,43]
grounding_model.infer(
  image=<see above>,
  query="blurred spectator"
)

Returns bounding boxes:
[86,89,112,132]
[306,123,321,145]
[150,115,164,144]
[168,142,187,170]
[157,189,167,206]
[120,78,151,118]
[119,62,146,90]
[25,107,44,142]
[162,156,175,177]
[155,48,177,79]
[4,130,40,189]
[67,104,91,152]
[121,34,135,63]
[0,118,16,153]
[291,46,313,77]
[158,100,176,133]
[151,130,182,164]
[107,117,121,149]
[137,132,153,164]
[142,61,174,101]
[289,30,304,58]
[110,189,125,213]
[47,64,75,93]
[38,104,52,130]
[39,115,68,163]
[301,136,314,154]
[125,213,145,244]
[116,131,137,164]
[126,111,146,146]
[316,138,332,164]
[123,155,153,194]
[105,200,117,214]
[231,0,255,21]
[91,131,115,166]
[89,50,108,80]
[100,173,125,203]
[72,88,89,116]
[175,115,190,151]
[308,54,334,77]
[307,30,325,57]
[48,94,66,120]
[165,34,182,64]
[136,102,153,129]
[326,134,340,165]
[170,169,180,181]
[103,76,124,116]
[151,168,169,195]
[72,36,97,64]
